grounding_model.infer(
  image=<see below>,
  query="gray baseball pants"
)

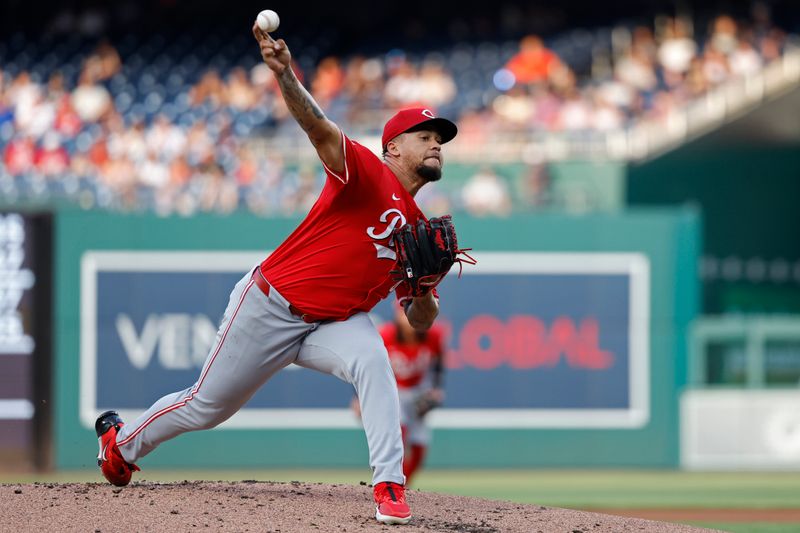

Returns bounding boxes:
[115,268,405,485]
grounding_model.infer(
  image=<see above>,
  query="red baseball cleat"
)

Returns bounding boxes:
[373,481,412,525]
[95,410,140,487]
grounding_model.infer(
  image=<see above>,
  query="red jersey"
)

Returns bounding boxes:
[261,131,426,320]
[381,323,444,389]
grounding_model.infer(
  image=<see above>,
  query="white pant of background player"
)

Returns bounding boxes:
[115,268,405,485]
[398,388,433,446]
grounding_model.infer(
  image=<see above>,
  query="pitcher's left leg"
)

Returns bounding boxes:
[295,313,410,524]
[295,313,404,485]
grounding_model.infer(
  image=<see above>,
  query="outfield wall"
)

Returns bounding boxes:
[54,208,699,468]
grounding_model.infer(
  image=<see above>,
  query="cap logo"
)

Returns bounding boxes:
[421,109,436,119]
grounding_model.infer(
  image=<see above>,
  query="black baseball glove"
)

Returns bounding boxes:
[415,390,443,418]
[392,215,476,298]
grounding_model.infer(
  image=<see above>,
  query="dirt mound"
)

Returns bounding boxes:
[0,480,717,532]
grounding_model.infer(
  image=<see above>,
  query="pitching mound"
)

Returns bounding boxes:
[1,480,717,532]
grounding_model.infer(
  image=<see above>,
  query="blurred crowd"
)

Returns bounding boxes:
[0,9,792,216]
[478,12,788,139]
[0,44,325,216]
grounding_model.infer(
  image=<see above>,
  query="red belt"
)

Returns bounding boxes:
[251,268,318,323]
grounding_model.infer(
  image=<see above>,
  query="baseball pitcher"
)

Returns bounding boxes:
[94,18,473,526]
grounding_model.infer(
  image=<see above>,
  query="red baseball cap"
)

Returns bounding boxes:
[381,107,458,149]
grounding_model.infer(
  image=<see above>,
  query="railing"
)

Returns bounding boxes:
[627,42,800,161]
[689,315,800,387]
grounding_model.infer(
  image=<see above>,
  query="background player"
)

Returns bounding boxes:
[93,19,463,526]
[352,304,445,485]
[376,304,446,485]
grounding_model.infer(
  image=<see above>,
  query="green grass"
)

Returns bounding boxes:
[411,470,800,509]
[687,524,800,533]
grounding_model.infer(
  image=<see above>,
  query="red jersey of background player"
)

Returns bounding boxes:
[380,322,444,389]
[261,132,425,320]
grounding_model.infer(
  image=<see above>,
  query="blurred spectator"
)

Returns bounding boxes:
[454,108,494,147]
[710,15,739,56]
[0,96,12,129]
[558,89,593,131]
[548,61,578,95]
[462,167,511,216]
[83,40,122,82]
[191,70,226,108]
[417,58,456,107]
[86,132,110,169]
[646,90,679,123]
[233,146,258,186]
[505,35,561,85]
[20,91,56,139]
[520,164,551,208]
[3,135,36,176]
[9,72,52,137]
[312,57,345,108]
[492,86,535,127]
[169,155,193,187]
[104,155,138,209]
[342,56,384,105]
[197,164,238,213]
[110,119,147,163]
[34,132,69,176]
[631,25,658,63]
[226,67,258,110]
[590,95,625,131]
[758,29,785,62]
[596,76,637,114]
[0,72,12,127]
[186,122,214,165]
[250,63,277,97]
[530,85,562,130]
[657,17,698,77]
[384,57,423,108]
[614,46,658,93]
[54,94,83,137]
[685,57,711,97]
[138,151,170,189]
[71,71,112,122]
[701,46,730,86]
[729,39,762,77]
[146,115,187,160]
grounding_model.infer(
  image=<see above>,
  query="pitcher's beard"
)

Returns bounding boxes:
[416,163,442,182]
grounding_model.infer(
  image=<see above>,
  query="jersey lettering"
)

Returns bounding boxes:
[367,208,406,240]
[367,208,407,261]
[389,346,432,382]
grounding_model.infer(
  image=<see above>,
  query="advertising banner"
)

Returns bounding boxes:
[0,212,51,468]
[80,251,649,430]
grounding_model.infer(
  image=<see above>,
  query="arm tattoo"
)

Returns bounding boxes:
[277,68,325,135]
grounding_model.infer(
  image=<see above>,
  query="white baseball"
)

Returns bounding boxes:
[256,10,280,33]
